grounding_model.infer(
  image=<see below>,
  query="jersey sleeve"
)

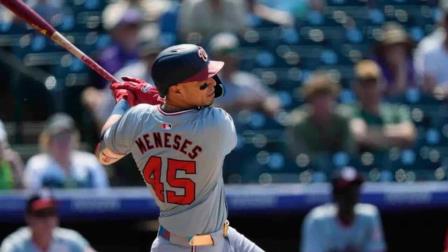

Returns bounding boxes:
[365,207,386,252]
[102,105,147,154]
[210,108,237,155]
[301,212,325,252]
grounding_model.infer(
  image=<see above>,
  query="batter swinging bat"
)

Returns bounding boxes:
[0,0,119,83]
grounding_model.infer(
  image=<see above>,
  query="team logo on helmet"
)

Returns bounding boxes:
[198,47,208,62]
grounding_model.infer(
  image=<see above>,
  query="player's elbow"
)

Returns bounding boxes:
[95,143,123,165]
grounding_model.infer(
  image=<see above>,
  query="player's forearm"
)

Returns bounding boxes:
[96,100,130,165]
[95,142,125,165]
[101,115,122,135]
[100,100,130,134]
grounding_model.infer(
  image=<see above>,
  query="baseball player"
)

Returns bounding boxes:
[301,167,386,252]
[95,44,263,252]
[1,191,96,252]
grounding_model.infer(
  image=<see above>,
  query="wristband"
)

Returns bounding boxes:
[112,99,130,115]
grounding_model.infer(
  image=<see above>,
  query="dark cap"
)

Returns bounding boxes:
[44,113,75,137]
[151,44,224,97]
[331,166,364,192]
[26,192,57,217]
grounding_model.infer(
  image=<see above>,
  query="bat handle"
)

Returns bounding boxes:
[50,32,119,83]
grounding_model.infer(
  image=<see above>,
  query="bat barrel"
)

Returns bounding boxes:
[0,0,56,36]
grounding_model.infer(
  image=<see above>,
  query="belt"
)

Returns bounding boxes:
[158,220,230,247]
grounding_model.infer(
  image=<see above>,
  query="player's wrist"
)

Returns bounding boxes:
[112,99,130,115]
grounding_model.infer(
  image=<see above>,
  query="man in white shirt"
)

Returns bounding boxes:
[1,191,96,252]
[23,113,109,190]
[301,167,386,252]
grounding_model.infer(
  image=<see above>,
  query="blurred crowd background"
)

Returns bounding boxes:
[0,0,447,188]
[1,0,448,251]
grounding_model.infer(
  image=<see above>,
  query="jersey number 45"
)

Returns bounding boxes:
[142,156,196,205]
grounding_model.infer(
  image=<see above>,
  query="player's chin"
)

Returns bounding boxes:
[204,98,214,106]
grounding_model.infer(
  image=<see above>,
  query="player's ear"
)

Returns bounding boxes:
[169,84,182,95]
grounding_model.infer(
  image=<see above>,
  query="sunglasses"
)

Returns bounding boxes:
[199,82,209,90]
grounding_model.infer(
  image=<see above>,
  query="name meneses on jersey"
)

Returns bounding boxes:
[135,132,203,159]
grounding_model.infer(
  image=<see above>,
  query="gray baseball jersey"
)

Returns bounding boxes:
[103,104,237,237]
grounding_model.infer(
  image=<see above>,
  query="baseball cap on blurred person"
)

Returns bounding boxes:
[44,113,75,137]
[301,71,340,101]
[377,22,410,46]
[331,166,364,193]
[102,5,143,31]
[375,22,413,56]
[209,32,240,56]
[26,191,57,217]
[354,60,381,82]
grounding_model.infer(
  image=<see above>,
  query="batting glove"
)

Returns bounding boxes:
[111,77,164,106]
[111,86,137,106]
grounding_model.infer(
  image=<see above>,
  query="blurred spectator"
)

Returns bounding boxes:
[209,32,281,118]
[114,24,162,87]
[251,0,306,21]
[286,71,355,158]
[106,0,171,24]
[99,6,144,80]
[23,113,109,190]
[84,25,163,128]
[349,60,416,152]
[158,0,182,46]
[179,0,296,43]
[246,0,294,27]
[301,167,386,252]
[28,0,64,26]
[0,5,15,23]
[0,191,96,252]
[414,0,448,98]
[0,120,24,189]
[179,0,249,43]
[374,22,416,97]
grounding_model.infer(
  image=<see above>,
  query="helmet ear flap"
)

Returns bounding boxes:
[213,75,225,97]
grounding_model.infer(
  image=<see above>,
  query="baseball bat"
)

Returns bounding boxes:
[0,0,119,83]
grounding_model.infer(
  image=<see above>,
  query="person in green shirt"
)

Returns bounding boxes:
[349,60,416,152]
[0,120,24,189]
[287,71,356,159]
